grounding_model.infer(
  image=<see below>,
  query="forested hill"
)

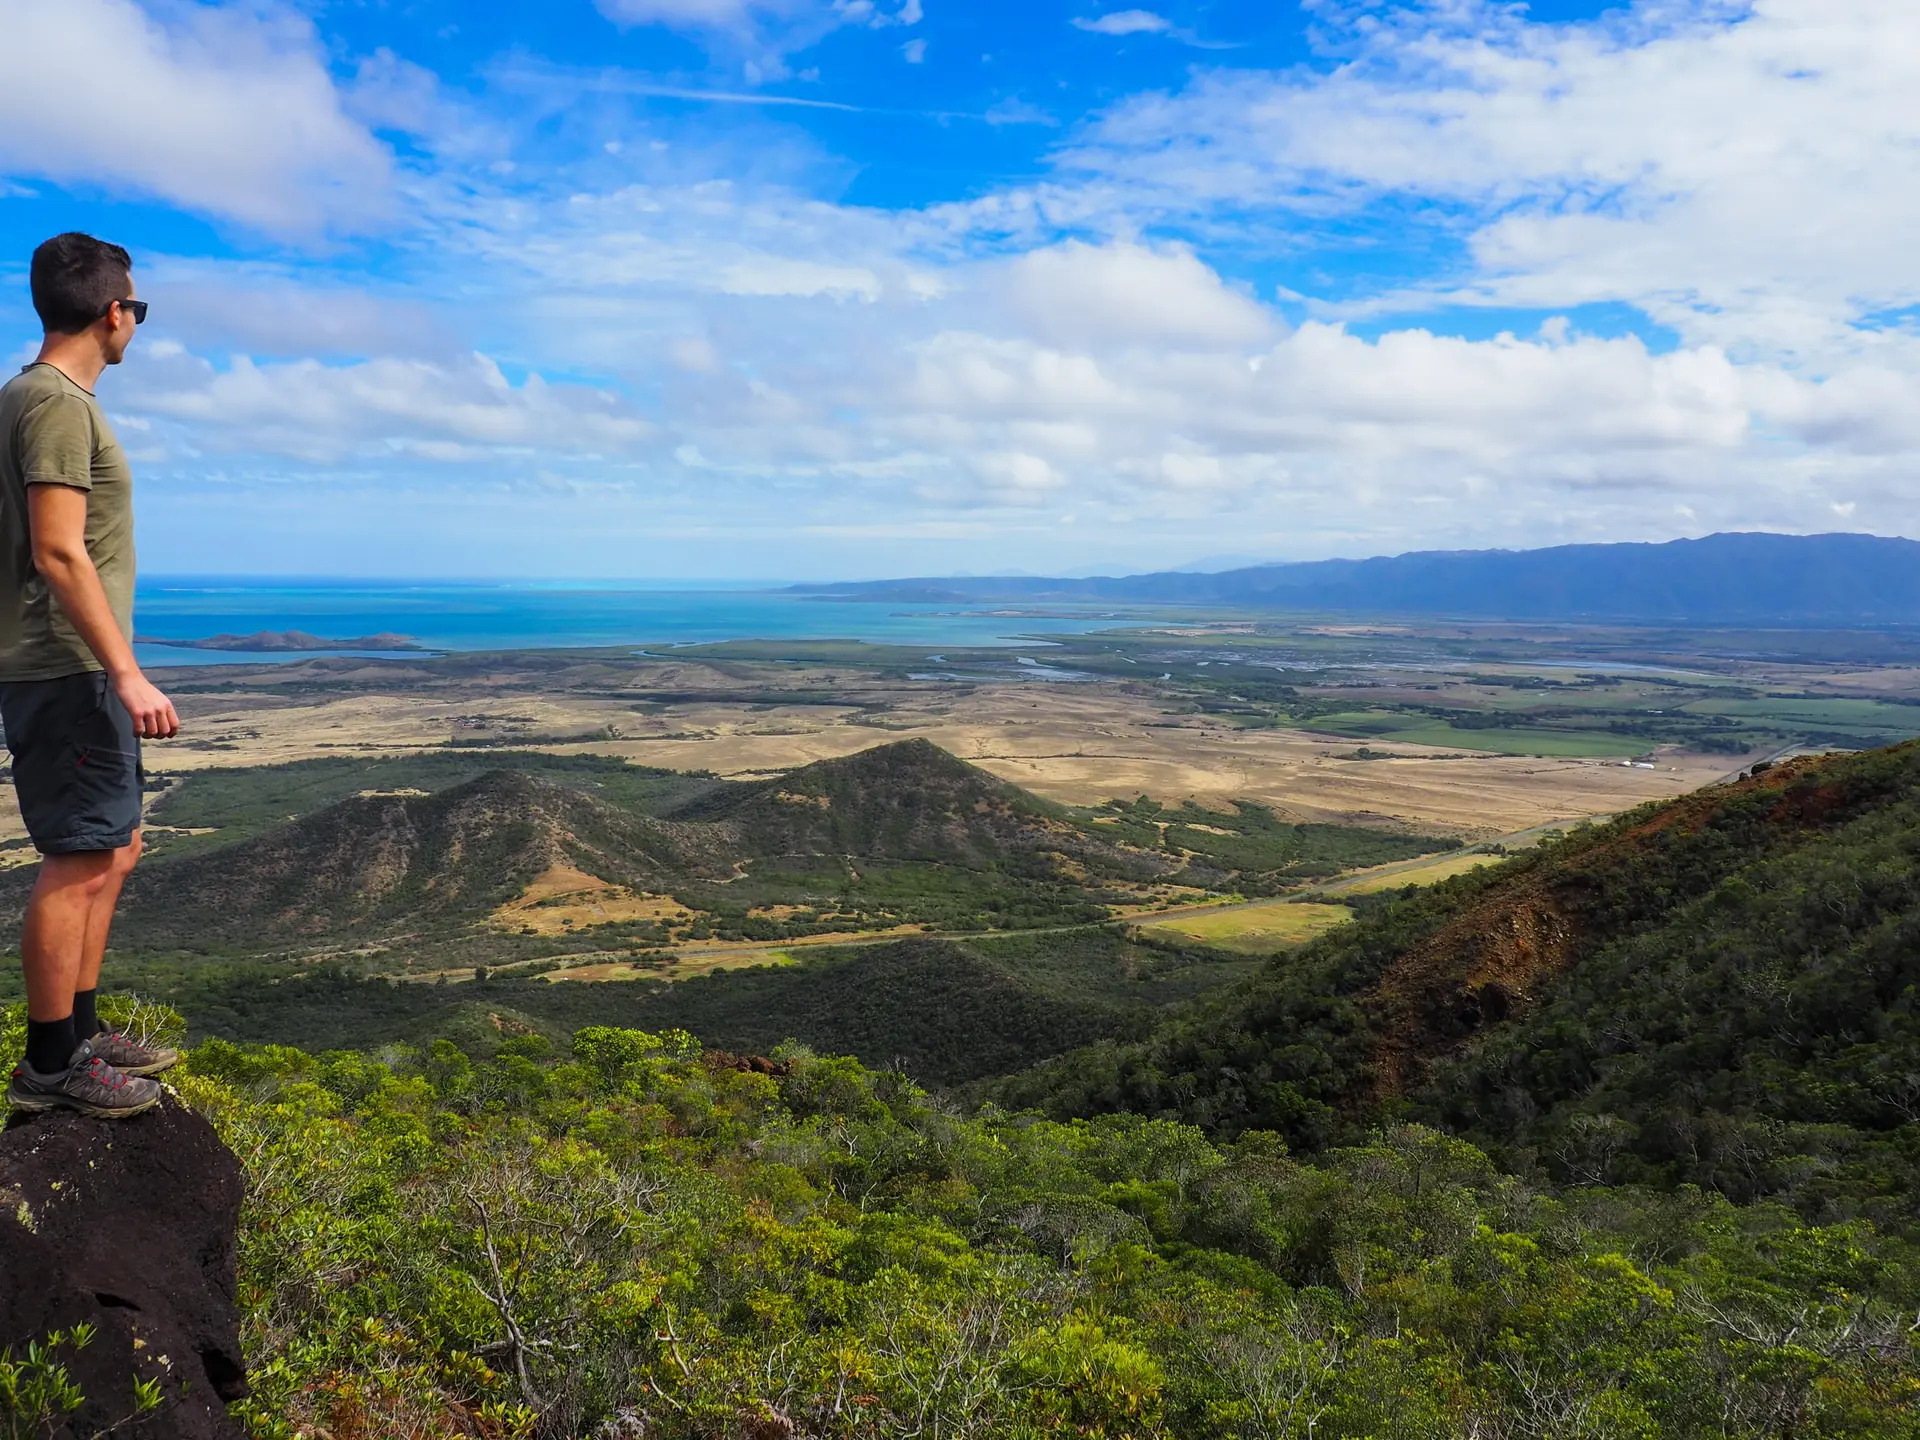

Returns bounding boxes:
[992,740,1920,1233]
[666,736,1154,874]
[71,739,1184,949]
[104,768,742,944]
[798,530,1920,623]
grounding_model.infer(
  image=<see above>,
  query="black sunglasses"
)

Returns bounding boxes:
[103,298,148,325]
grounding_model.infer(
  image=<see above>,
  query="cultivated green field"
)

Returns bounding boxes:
[1136,899,1354,952]
[1305,709,1652,757]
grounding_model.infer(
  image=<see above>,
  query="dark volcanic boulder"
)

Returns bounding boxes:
[0,1096,245,1438]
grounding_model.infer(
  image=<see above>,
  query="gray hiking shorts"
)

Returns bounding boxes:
[0,671,143,853]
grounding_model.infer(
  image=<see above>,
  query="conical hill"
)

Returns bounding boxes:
[114,769,737,943]
[672,737,1167,878]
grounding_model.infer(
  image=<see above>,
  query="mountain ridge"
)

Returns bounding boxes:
[795,531,1920,624]
[988,739,1920,1227]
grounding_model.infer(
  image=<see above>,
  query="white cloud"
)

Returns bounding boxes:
[118,182,1898,555]
[456,180,938,316]
[597,0,818,31]
[123,348,649,464]
[902,37,927,63]
[995,241,1274,349]
[0,0,390,234]
[461,210,1796,524]
[1749,353,1920,455]
[970,451,1067,502]
[1061,0,1920,363]
[140,262,453,360]
[877,322,1755,498]
[720,259,883,301]
[983,98,1058,128]
[1072,11,1172,37]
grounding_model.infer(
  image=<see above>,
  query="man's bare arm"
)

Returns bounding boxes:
[26,484,177,739]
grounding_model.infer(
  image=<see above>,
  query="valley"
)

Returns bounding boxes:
[0,735,1442,1067]
[10,612,1918,1076]
[15,611,1916,854]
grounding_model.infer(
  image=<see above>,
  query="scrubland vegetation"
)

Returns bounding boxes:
[9,1003,1916,1439]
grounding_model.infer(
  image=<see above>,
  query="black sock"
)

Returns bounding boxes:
[25,1015,78,1074]
[71,988,100,1039]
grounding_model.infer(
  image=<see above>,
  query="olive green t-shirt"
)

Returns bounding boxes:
[0,363,136,681]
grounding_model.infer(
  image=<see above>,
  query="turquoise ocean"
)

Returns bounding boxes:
[129,578,1141,669]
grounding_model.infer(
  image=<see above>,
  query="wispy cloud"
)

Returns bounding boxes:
[1072,11,1172,37]
[492,66,1003,123]
[594,0,922,81]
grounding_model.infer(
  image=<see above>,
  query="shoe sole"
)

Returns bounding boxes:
[4,1083,161,1119]
[111,1050,180,1078]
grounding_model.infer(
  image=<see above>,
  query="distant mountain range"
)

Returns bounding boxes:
[795,532,1920,625]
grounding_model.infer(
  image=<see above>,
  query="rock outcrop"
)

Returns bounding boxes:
[1,1095,246,1439]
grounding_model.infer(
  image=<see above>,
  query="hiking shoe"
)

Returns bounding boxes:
[5,1041,161,1119]
[87,1029,180,1077]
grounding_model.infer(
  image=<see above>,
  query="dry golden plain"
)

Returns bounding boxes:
[5,650,1750,844]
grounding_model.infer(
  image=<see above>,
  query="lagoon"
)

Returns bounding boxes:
[129,578,1146,668]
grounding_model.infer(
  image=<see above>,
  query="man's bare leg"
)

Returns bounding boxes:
[22,851,117,1019]
[20,849,117,1074]
[74,830,140,998]
[9,839,161,1113]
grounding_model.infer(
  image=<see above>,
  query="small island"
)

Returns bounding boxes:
[134,629,423,652]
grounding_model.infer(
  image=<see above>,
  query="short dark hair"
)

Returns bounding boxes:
[30,233,133,334]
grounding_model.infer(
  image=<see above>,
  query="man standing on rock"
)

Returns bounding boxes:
[1,234,180,1118]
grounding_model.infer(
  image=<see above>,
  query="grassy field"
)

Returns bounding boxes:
[1331,850,1505,893]
[1306,710,1652,758]
[1136,900,1353,952]
[1677,696,1920,745]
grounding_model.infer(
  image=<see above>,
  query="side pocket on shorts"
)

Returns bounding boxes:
[72,673,133,767]
[67,674,142,843]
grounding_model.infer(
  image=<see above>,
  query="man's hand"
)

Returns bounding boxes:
[111,670,178,739]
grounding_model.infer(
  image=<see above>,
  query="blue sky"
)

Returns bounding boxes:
[0,0,1914,579]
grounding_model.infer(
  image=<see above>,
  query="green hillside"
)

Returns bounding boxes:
[132,928,1256,1085]
[53,741,1455,973]
[990,742,1920,1232]
[523,929,1259,1084]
